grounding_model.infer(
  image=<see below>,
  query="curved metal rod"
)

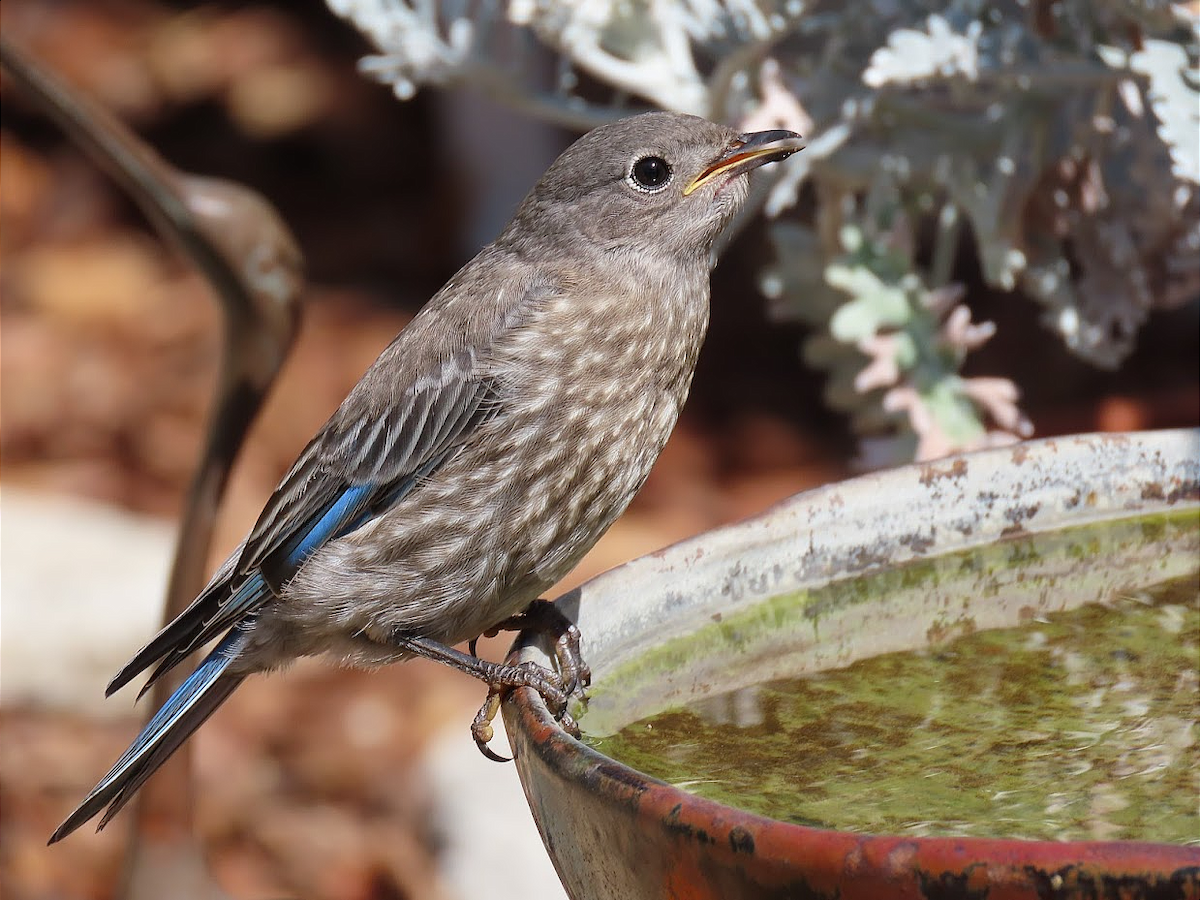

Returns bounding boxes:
[1,36,304,900]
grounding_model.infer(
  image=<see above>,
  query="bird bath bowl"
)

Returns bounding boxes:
[502,429,1200,900]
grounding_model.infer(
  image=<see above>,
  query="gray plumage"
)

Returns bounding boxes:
[51,111,803,842]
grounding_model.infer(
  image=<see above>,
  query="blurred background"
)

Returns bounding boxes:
[1,1,1196,898]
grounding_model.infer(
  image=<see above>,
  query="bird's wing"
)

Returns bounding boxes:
[107,324,506,696]
[241,343,493,583]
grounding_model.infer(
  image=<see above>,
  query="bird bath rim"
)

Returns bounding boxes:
[502,429,1200,900]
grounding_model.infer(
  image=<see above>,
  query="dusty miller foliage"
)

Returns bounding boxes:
[329,0,1199,464]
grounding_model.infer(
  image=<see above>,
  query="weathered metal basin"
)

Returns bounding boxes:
[502,429,1200,900]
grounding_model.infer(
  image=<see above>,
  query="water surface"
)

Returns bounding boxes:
[581,512,1199,842]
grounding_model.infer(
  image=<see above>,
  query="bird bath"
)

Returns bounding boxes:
[502,429,1200,900]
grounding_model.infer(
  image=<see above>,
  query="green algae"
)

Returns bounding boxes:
[579,511,1200,843]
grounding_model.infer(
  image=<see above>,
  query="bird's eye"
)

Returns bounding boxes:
[629,155,672,192]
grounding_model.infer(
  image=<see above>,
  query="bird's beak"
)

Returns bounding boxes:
[684,129,805,196]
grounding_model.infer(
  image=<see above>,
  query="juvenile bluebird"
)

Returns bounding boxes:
[50,112,803,842]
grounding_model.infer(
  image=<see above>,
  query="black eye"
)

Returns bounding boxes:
[629,155,672,192]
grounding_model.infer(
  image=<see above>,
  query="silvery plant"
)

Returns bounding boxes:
[328,0,1199,464]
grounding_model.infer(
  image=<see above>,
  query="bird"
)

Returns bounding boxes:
[49,111,804,842]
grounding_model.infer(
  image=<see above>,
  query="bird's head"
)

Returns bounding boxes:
[502,112,804,261]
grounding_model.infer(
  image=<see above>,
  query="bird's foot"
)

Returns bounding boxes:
[469,665,582,762]
[469,599,591,698]
[386,634,578,762]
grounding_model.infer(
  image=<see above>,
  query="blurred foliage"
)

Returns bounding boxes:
[332,0,1199,462]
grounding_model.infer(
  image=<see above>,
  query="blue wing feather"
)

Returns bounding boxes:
[116,480,381,699]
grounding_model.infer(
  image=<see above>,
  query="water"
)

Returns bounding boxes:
[580,511,1200,843]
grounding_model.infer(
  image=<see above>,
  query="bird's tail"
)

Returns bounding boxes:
[48,628,248,844]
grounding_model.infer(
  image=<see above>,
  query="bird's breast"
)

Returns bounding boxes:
[479,277,710,585]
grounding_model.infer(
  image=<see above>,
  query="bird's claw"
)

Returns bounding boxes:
[558,708,582,739]
[549,614,591,700]
[384,632,578,761]
[469,658,577,763]
[460,600,592,762]
[471,690,510,762]
[484,599,591,697]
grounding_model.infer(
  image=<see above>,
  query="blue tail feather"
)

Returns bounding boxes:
[48,629,248,843]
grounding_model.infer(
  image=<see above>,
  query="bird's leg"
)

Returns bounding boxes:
[388,633,579,761]
[468,599,591,697]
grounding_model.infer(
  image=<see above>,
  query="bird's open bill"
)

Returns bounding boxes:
[684,129,806,196]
